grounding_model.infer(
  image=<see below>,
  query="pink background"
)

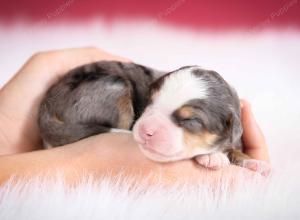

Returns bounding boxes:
[1,0,299,29]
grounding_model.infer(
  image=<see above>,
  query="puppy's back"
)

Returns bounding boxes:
[38,61,162,147]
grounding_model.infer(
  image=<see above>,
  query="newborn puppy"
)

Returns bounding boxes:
[132,66,268,172]
[39,61,268,173]
[132,66,243,168]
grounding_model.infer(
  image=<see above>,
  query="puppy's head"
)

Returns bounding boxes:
[132,66,242,162]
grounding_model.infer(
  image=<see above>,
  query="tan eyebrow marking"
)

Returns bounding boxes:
[177,106,195,119]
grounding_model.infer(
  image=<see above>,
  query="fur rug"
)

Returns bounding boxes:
[0,168,299,220]
[0,20,300,219]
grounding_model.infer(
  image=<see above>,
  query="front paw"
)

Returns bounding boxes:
[195,152,230,170]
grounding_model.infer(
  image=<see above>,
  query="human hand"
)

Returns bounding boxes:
[240,99,270,162]
[238,99,271,176]
[0,47,130,155]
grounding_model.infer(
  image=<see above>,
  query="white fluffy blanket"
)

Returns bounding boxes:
[1,169,299,219]
[0,20,300,219]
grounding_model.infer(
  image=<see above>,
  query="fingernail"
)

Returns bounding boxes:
[241,99,252,110]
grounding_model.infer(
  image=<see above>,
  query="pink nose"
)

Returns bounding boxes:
[139,123,158,141]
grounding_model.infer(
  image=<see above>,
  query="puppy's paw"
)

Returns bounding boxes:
[241,159,271,177]
[195,152,230,170]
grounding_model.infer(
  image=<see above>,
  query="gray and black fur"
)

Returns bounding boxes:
[38,61,164,147]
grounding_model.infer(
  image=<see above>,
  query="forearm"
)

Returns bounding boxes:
[0,133,257,186]
[0,135,108,184]
[0,134,184,185]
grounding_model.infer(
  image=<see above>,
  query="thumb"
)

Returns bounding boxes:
[240,99,270,162]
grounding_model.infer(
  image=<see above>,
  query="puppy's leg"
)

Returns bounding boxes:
[225,149,271,176]
[195,152,230,170]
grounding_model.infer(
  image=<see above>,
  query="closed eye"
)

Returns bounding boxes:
[179,117,203,133]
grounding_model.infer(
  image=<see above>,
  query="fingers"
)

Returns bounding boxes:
[3,47,131,93]
[240,99,270,162]
[27,47,131,83]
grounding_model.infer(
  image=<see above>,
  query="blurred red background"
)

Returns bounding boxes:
[0,0,299,30]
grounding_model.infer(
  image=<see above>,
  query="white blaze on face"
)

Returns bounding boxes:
[152,67,208,114]
[133,67,213,162]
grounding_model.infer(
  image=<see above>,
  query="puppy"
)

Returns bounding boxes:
[133,66,248,169]
[39,61,269,173]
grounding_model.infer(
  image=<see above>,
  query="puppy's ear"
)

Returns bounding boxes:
[226,111,243,144]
